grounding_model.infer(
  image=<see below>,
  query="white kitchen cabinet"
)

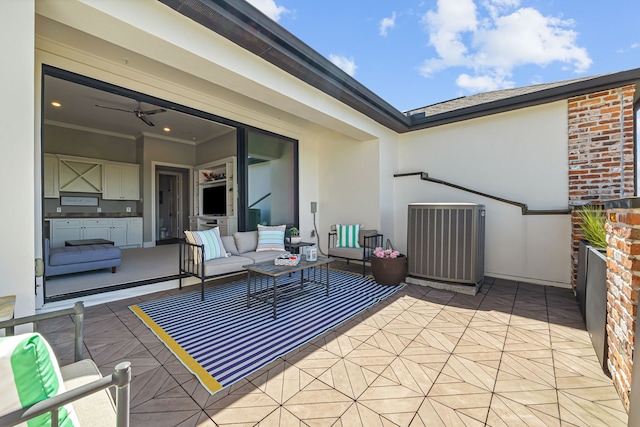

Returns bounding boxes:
[49,217,143,248]
[127,217,143,247]
[103,162,140,200]
[81,219,112,240]
[110,219,129,247]
[43,154,59,199]
[58,156,103,193]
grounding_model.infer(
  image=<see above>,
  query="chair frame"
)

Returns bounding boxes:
[0,302,131,427]
[328,231,383,276]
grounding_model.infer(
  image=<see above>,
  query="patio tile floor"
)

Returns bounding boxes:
[39,273,627,426]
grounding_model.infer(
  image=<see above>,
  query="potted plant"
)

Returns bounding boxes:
[288,227,302,244]
[575,204,609,375]
[370,247,406,286]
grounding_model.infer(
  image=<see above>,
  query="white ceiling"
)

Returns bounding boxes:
[43,75,235,144]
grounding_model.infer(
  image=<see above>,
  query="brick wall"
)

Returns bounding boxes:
[568,85,636,289]
[605,207,640,411]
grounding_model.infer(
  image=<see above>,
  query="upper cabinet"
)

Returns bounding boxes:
[43,153,59,199]
[46,154,140,199]
[58,155,103,193]
[103,162,140,200]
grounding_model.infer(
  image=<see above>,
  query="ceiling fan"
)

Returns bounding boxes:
[94,101,167,126]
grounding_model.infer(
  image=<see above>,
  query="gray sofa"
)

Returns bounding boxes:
[44,238,122,278]
[179,230,286,300]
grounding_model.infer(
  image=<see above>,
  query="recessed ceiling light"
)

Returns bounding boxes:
[51,101,62,108]
[163,127,171,132]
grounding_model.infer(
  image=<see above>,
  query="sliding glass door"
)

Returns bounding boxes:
[243,129,298,231]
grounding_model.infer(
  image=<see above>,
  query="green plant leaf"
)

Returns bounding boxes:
[577,205,607,248]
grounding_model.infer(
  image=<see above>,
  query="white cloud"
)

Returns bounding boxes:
[329,54,358,76]
[245,0,289,22]
[420,0,591,93]
[379,12,397,37]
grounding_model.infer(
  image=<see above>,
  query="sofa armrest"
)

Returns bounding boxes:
[0,361,131,427]
[179,239,205,277]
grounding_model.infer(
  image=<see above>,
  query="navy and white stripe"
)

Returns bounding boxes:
[133,270,402,393]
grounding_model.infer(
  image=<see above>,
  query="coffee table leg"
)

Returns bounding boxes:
[247,271,252,308]
[273,276,277,318]
[325,263,330,296]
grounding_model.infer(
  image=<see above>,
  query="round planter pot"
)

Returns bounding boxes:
[370,255,407,286]
[288,236,302,244]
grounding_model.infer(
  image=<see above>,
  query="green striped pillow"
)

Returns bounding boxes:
[256,224,286,252]
[0,333,79,426]
[184,227,227,263]
[336,224,361,248]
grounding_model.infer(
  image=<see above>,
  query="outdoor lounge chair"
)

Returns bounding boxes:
[328,225,383,276]
[0,302,131,427]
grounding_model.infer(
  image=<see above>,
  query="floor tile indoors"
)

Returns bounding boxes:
[39,272,627,426]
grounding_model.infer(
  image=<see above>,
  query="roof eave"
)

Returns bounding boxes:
[408,68,640,130]
[159,0,411,132]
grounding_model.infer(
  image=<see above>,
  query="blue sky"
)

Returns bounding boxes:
[246,0,640,112]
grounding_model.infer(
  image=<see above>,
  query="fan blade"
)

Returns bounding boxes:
[95,104,133,113]
[142,108,167,115]
[138,114,155,127]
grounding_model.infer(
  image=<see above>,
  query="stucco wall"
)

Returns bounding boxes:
[396,102,572,287]
[1,0,36,318]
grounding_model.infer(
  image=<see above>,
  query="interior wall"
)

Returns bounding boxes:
[396,101,571,287]
[44,125,136,162]
[1,0,36,317]
[197,131,236,161]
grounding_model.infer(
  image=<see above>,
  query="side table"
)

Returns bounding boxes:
[285,241,315,254]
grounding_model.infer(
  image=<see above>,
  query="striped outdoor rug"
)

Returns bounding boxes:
[130,270,402,394]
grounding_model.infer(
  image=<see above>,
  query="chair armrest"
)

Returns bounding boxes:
[0,302,84,362]
[0,361,131,427]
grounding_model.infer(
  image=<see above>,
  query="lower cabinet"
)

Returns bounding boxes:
[49,218,143,248]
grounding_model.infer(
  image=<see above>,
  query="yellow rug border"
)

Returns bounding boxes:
[130,305,222,394]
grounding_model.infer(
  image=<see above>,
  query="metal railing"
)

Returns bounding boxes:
[394,172,570,215]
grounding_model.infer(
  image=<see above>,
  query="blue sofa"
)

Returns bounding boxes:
[44,238,122,277]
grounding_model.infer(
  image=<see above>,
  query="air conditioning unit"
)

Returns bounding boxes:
[407,203,485,285]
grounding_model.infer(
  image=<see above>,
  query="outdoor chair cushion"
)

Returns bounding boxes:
[335,224,361,248]
[0,333,80,427]
[220,235,239,255]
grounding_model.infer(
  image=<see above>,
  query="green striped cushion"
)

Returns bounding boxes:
[336,224,361,248]
[184,227,227,263]
[256,224,286,252]
[0,333,79,426]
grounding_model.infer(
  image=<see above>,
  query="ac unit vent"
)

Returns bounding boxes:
[407,203,485,284]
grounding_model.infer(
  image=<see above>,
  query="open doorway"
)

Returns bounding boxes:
[156,167,189,245]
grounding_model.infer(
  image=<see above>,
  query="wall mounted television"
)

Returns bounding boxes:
[201,184,226,216]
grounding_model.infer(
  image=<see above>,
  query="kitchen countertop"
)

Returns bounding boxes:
[45,213,143,218]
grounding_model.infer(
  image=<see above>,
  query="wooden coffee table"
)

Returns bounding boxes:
[245,257,334,318]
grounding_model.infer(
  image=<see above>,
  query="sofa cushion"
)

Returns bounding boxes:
[203,255,254,277]
[0,333,79,426]
[220,235,239,255]
[184,227,226,263]
[49,244,121,266]
[61,359,116,427]
[234,231,258,254]
[256,224,286,252]
[336,224,361,248]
